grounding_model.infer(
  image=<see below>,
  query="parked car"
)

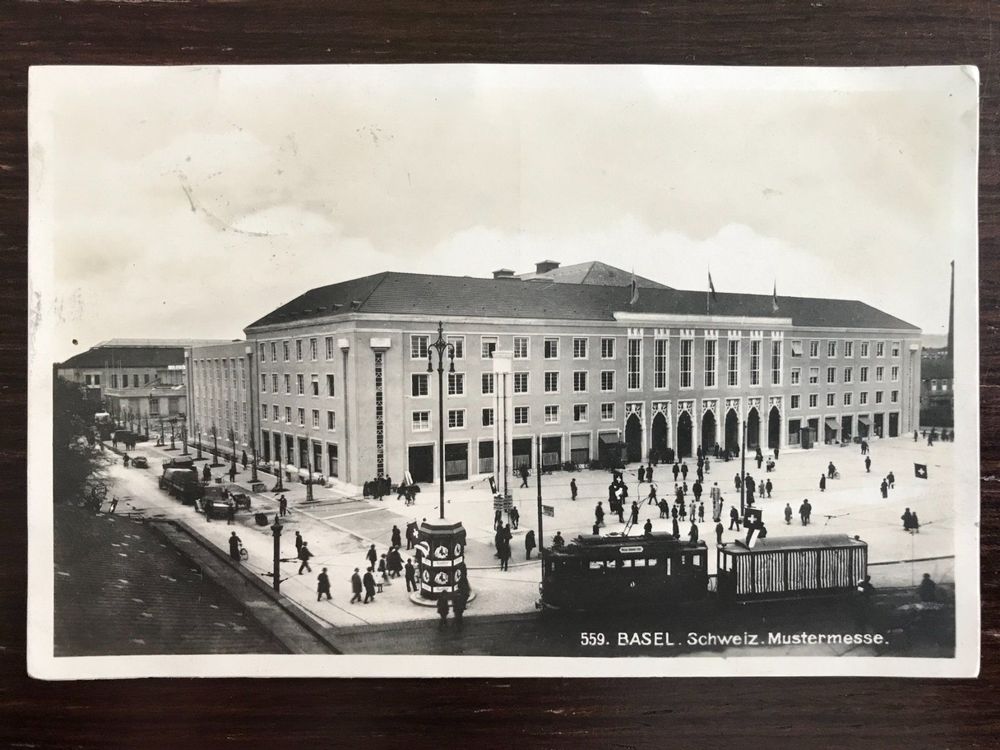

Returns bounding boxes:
[131,455,149,469]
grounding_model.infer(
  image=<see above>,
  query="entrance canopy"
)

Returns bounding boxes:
[825,417,839,429]
[858,415,871,427]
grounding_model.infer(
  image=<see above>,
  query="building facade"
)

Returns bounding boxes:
[242,265,922,490]
[186,341,254,460]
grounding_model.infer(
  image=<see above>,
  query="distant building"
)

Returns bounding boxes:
[918,261,954,428]
[185,341,252,461]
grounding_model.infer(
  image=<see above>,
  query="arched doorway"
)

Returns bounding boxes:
[651,412,669,463]
[701,410,717,452]
[745,408,760,451]
[625,413,643,463]
[725,409,740,454]
[677,411,693,458]
[767,406,781,450]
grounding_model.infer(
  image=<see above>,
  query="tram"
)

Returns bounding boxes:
[538,532,709,611]
[538,532,868,612]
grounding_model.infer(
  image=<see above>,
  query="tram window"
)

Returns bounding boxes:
[588,561,604,570]
[647,558,657,566]
[632,559,646,567]
[665,559,671,575]
[693,557,702,567]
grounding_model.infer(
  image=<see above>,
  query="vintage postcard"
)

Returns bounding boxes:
[27,64,979,678]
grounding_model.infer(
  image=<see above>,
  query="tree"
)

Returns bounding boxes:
[53,376,108,506]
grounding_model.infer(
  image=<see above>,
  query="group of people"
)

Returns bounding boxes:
[879,471,897,499]
[919,428,953,445]
[363,475,394,501]
[901,507,922,532]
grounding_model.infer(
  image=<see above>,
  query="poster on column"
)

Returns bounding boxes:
[27,63,979,678]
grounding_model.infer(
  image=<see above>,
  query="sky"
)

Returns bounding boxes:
[30,65,978,363]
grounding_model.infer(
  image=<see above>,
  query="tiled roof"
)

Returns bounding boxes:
[246,271,919,332]
[58,346,187,369]
[519,261,671,289]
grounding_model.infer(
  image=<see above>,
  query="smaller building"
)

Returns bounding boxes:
[919,356,954,428]
[186,341,254,462]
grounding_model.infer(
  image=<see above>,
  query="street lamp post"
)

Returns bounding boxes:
[169,418,176,451]
[228,427,237,476]
[427,321,455,520]
[305,434,315,503]
[195,421,203,460]
[740,419,747,515]
[181,422,189,455]
[271,514,282,592]
[245,348,259,484]
[211,424,221,467]
[157,417,165,447]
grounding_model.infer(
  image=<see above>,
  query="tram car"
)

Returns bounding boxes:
[716,534,867,604]
[539,533,709,611]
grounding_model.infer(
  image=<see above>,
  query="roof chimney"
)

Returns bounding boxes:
[492,268,516,279]
[535,260,560,274]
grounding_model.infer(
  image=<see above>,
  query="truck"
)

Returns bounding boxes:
[158,466,203,505]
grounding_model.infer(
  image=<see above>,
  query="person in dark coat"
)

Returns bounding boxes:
[729,506,740,531]
[693,480,702,503]
[764,479,773,499]
[615,498,625,524]
[437,595,450,627]
[295,531,303,554]
[202,463,211,482]
[366,544,378,568]
[643,519,653,536]
[698,502,705,523]
[553,531,565,549]
[887,471,896,489]
[672,516,680,539]
[378,554,389,582]
[734,473,742,491]
[350,568,363,603]
[689,522,699,543]
[570,478,578,501]
[865,456,871,473]
[854,575,875,632]
[630,501,639,526]
[498,539,511,571]
[715,522,724,544]
[510,506,520,529]
[241,450,248,469]
[229,464,237,483]
[595,501,605,527]
[681,462,689,480]
[672,463,680,481]
[519,465,530,488]
[228,532,242,563]
[819,474,826,492]
[317,568,332,601]
[918,573,936,602]
[880,479,889,499]
[784,503,793,524]
[391,525,402,548]
[827,461,836,479]
[279,495,288,516]
[452,588,467,626]
[362,568,377,603]
[494,509,503,531]
[799,500,811,525]
[404,559,416,592]
[298,542,313,574]
[638,465,646,483]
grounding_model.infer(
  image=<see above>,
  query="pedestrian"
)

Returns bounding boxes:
[784,503,793,525]
[679,500,687,520]
[525,529,536,559]
[366,543,377,568]
[734,473,742,491]
[774,446,779,460]
[108,496,119,514]
[887,471,895,489]
[828,461,836,479]
[228,531,242,563]
[918,573,936,602]
[672,516,680,539]
[437,595,450,628]
[498,541,510,571]
[799,500,809,526]
[202,463,211,482]
[453,583,468,626]
[123,453,131,468]
[378,554,390,583]
[865,456,871,473]
[279,494,288,516]
[350,568,363,603]
[689,522,699,543]
[693,480,703,503]
[388,547,402,578]
[298,542,313,574]
[629,501,640,527]
[854,575,875,632]
[295,531,304,555]
[595,501,605,527]
[698,502,705,523]
[681,462,689,480]
[553,531,565,548]
[241,450,248,469]
[519,465,530,488]
[391,524,402,548]
[764,479,772,499]
[658,498,669,518]
[880,478,888,499]
[901,507,914,531]
[819,474,826,492]
[643,519,653,535]
[510,505,520,529]
[363,567,376,603]
[405,558,417,592]
[494,508,503,531]
[406,522,417,550]
[756,452,763,470]
[615,498,625,524]
[317,568,332,601]
[715,521,723,544]
[638,465,646,483]
[672,463,680,481]
[229,464,237,483]
[570,478,578,501]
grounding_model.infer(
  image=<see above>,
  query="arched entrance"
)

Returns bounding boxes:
[701,410,717,452]
[677,411,693,458]
[625,413,643,463]
[745,408,760,451]
[724,409,740,453]
[651,412,669,463]
[767,406,781,450]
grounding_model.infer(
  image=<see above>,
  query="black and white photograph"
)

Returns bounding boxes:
[27,63,979,678]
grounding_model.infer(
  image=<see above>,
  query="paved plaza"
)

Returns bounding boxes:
[102,433,955,632]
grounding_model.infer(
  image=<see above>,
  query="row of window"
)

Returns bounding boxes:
[258,338,331,364]
[260,404,337,431]
[107,373,152,389]
[791,340,900,359]
[789,365,899,385]
[259,373,336,397]
[789,390,899,409]
[412,402,618,432]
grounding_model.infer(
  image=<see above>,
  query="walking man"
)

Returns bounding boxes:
[366,544,378,569]
[404,558,416,592]
[784,502,793,525]
[630,501,639,527]
[295,531,304,555]
[363,568,376,603]
[510,505,520,529]
[241,450,248,470]
[525,529,536,559]
[317,568,332,601]
[279,494,288,516]
[391,524,402,548]
[298,542,313,575]
[437,595,450,628]
[595,501,605,527]
[229,463,237,483]
[715,521,724,545]
[519,465,530,488]
[865,455,871,473]
[638,465,646,483]
[350,568,363,603]
[570,478,578,501]
[729,506,740,531]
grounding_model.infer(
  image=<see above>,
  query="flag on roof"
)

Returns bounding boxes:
[772,280,780,313]
[629,269,639,305]
[708,270,718,302]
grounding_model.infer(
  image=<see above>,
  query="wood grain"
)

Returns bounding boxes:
[1,2,997,747]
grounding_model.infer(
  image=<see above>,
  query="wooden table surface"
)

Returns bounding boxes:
[1,2,997,747]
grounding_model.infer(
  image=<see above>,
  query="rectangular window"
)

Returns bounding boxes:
[311,375,320,396]
[297,374,305,395]
[573,338,588,359]
[262,403,268,420]
[826,393,835,407]
[876,342,885,358]
[447,336,464,360]
[770,339,782,386]
[601,403,615,421]
[325,336,334,360]
[860,391,868,405]
[133,374,140,387]
[412,411,430,431]
[312,409,320,428]
[826,367,836,384]
[261,374,267,392]
[828,341,837,358]
[860,366,869,383]
[448,372,465,396]
[680,338,693,389]
[790,340,803,357]
[298,408,305,426]
[411,335,428,359]
[809,341,819,358]
[790,368,801,385]
[514,406,529,425]
[544,371,560,393]
[513,337,529,359]
[513,372,529,393]
[259,343,267,362]
[544,405,560,424]
[601,338,615,359]
[284,374,291,394]
[327,410,336,430]
[809,367,819,384]
[875,391,884,404]
[601,370,615,392]
[728,339,740,387]
[411,373,429,397]
[843,392,852,406]
[481,337,497,359]
[481,372,495,395]
[627,338,642,389]
[749,340,761,386]
[891,366,899,382]
[573,371,587,393]
[482,408,494,427]
[844,341,854,358]
[875,366,884,383]
[861,341,870,358]
[891,342,901,358]
[285,406,292,423]
[891,389,899,403]
[790,394,800,409]
[448,409,465,429]
[309,338,318,361]
[809,394,818,408]
[283,341,290,361]
[573,404,589,422]
[271,374,278,392]
[271,342,278,362]
[544,338,559,359]
[844,367,853,384]
[273,405,279,421]
[655,338,669,389]
[326,374,335,397]
[296,340,303,361]
[705,338,717,388]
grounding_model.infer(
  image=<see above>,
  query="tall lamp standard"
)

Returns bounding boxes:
[304,422,315,503]
[195,421,203,460]
[740,419,747,515]
[426,321,455,520]
[245,346,259,484]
